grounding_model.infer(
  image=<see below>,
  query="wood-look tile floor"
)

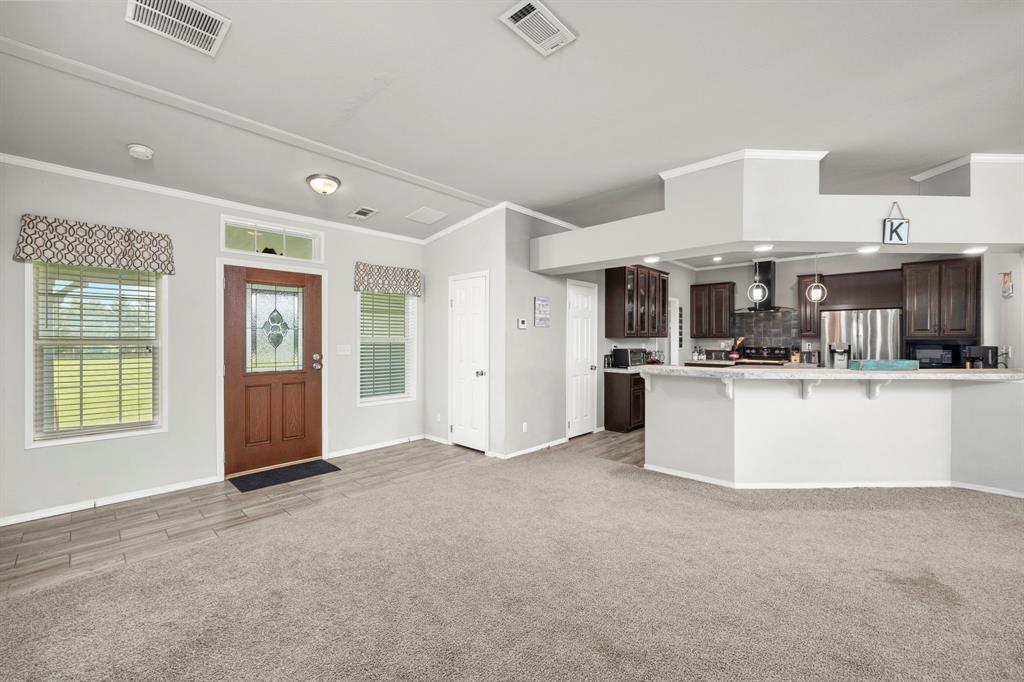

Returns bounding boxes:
[0,429,644,600]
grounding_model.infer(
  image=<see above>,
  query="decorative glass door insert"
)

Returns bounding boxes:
[245,283,304,372]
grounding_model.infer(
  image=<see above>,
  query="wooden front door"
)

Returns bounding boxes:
[224,266,322,476]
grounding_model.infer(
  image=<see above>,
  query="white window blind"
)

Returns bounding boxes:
[359,292,415,402]
[32,263,162,441]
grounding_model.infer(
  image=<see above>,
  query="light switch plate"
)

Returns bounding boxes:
[517,318,527,330]
[336,344,352,356]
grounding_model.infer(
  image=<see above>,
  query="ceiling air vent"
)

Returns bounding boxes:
[500,1,576,56]
[125,0,232,57]
[405,207,448,225]
[348,207,378,221]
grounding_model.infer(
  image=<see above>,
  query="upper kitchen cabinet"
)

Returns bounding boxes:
[606,265,669,338]
[903,258,979,339]
[797,274,821,338]
[691,282,734,338]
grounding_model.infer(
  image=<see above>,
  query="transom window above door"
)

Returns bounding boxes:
[222,217,323,263]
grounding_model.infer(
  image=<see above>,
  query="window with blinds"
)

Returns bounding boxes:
[32,263,162,441]
[358,292,415,402]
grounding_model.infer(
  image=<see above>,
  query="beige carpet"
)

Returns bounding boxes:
[1,446,1022,680]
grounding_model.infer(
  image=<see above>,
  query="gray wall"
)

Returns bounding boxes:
[504,212,575,454]
[422,209,507,452]
[0,164,424,519]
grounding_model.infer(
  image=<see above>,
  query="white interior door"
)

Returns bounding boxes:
[449,273,489,452]
[668,296,680,365]
[566,280,598,438]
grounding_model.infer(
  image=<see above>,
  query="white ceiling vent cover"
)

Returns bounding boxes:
[348,207,378,221]
[500,1,576,56]
[125,0,232,57]
[405,207,449,225]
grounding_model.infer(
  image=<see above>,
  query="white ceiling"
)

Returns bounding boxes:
[1,1,1022,235]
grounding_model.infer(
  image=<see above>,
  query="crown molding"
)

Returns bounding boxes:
[659,149,829,181]
[502,201,578,231]
[0,37,494,208]
[0,153,425,243]
[910,153,1024,183]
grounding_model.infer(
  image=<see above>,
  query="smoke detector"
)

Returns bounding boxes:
[127,143,154,160]
[405,207,448,225]
[125,0,232,57]
[348,207,378,221]
[500,1,576,57]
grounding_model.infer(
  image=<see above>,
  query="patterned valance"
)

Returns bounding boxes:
[14,214,176,275]
[353,261,422,297]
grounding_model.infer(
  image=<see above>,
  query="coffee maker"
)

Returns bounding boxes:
[963,345,998,368]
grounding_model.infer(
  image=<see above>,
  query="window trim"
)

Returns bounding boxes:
[356,291,417,408]
[220,215,325,264]
[23,263,170,449]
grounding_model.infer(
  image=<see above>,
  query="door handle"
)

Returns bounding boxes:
[475,370,487,377]
[590,365,598,371]
[313,362,322,370]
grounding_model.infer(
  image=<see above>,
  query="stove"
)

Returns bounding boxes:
[737,346,791,365]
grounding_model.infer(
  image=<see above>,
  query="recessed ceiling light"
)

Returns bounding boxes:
[752,244,774,252]
[643,256,661,264]
[963,246,988,255]
[857,245,881,254]
[712,256,723,262]
[127,143,154,160]
[306,174,341,196]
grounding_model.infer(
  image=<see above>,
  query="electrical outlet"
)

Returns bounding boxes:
[522,422,528,433]
[719,341,726,349]
[1008,346,1014,359]
[804,342,812,351]
[517,318,527,330]
[436,413,441,423]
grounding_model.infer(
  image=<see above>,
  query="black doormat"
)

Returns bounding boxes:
[230,459,340,493]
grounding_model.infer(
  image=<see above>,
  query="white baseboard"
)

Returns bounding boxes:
[0,474,223,528]
[951,480,1024,499]
[489,437,570,460]
[423,434,452,445]
[328,434,425,459]
[733,479,951,490]
[643,463,736,488]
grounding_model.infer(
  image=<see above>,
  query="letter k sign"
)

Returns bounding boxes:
[883,218,910,245]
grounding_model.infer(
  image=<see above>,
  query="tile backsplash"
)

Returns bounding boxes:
[733,309,801,348]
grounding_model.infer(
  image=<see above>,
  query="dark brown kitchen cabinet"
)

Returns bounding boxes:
[939,259,979,337]
[605,265,669,338]
[690,282,734,338]
[903,258,978,339]
[604,372,645,432]
[797,274,822,338]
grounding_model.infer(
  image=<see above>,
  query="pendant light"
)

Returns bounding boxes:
[805,252,828,303]
[747,259,769,304]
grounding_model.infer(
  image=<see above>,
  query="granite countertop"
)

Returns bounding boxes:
[604,366,643,374]
[639,365,1024,382]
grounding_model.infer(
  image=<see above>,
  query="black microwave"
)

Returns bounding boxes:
[910,343,961,368]
[611,348,647,368]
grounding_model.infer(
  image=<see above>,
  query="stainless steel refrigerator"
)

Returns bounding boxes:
[819,309,902,367]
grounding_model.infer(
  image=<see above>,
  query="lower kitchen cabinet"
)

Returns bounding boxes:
[604,372,645,432]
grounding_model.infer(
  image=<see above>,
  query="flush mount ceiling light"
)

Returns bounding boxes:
[753,244,774,252]
[963,246,988,255]
[747,260,769,304]
[805,252,828,303]
[857,245,881,254]
[306,174,341,196]
[712,256,723,262]
[126,143,154,160]
[643,256,661,264]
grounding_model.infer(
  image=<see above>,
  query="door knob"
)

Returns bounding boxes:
[590,365,598,371]
[475,370,487,377]
[313,353,321,360]
[313,362,322,370]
